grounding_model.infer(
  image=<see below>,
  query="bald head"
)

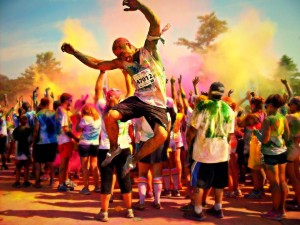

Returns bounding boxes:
[112,37,136,61]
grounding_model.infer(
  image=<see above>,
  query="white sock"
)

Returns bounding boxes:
[194,205,203,214]
[214,203,222,210]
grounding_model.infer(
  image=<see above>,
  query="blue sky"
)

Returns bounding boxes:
[1,0,300,80]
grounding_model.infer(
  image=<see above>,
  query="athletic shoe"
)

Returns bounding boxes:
[261,210,282,221]
[57,184,69,192]
[172,189,181,197]
[93,187,101,193]
[12,181,21,188]
[244,190,262,199]
[65,179,77,188]
[95,211,109,222]
[22,181,32,188]
[161,189,172,197]
[180,202,194,212]
[79,187,91,195]
[151,202,161,209]
[183,210,206,221]
[206,206,224,218]
[235,189,242,197]
[125,209,134,218]
[101,146,122,167]
[122,155,135,178]
[133,201,146,210]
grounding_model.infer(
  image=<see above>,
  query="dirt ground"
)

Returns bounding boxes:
[0,160,299,225]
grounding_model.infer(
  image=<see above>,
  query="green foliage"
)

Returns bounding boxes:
[175,12,228,53]
[0,52,62,108]
[277,55,299,96]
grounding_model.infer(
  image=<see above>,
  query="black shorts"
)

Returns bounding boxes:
[191,161,228,189]
[138,141,167,163]
[264,152,287,165]
[0,136,7,154]
[97,148,132,194]
[78,144,98,157]
[112,96,168,131]
[16,159,31,170]
[33,143,57,163]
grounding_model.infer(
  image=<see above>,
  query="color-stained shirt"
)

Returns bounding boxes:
[188,99,235,163]
[78,116,101,145]
[56,106,72,144]
[286,112,300,149]
[261,113,287,155]
[0,116,7,136]
[35,109,58,144]
[123,47,166,108]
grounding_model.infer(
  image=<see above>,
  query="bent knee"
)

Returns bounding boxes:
[104,109,122,121]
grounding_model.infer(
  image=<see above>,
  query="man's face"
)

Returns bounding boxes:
[65,98,73,111]
[113,42,134,62]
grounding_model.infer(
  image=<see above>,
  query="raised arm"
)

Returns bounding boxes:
[178,74,190,114]
[170,76,177,103]
[123,0,160,38]
[94,71,106,102]
[281,78,293,103]
[123,0,160,52]
[192,76,200,95]
[61,43,123,70]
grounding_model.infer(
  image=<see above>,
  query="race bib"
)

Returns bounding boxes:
[132,68,154,89]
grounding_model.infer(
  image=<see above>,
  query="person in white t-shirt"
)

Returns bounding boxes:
[94,71,134,222]
[184,82,235,221]
[56,93,79,192]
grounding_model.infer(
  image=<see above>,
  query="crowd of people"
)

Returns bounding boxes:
[0,0,299,222]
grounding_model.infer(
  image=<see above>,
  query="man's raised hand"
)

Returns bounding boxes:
[123,0,140,11]
[61,43,75,54]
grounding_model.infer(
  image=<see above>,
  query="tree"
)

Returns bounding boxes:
[36,52,62,75]
[277,55,300,96]
[0,52,62,108]
[175,12,228,53]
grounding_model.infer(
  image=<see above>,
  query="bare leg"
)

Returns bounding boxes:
[104,109,122,151]
[133,123,168,163]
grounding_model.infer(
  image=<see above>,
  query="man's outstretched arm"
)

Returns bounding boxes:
[61,43,123,70]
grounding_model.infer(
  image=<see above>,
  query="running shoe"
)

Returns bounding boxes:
[206,206,224,218]
[151,202,161,209]
[161,189,172,197]
[22,181,32,188]
[95,210,109,222]
[101,146,122,167]
[261,210,282,221]
[180,202,194,212]
[172,189,181,197]
[244,190,262,199]
[57,184,69,192]
[79,187,91,195]
[125,209,134,218]
[183,210,206,221]
[93,187,101,193]
[133,201,146,210]
[122,155,135,178]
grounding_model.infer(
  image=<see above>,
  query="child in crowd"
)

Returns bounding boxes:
[12,115,32,187]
